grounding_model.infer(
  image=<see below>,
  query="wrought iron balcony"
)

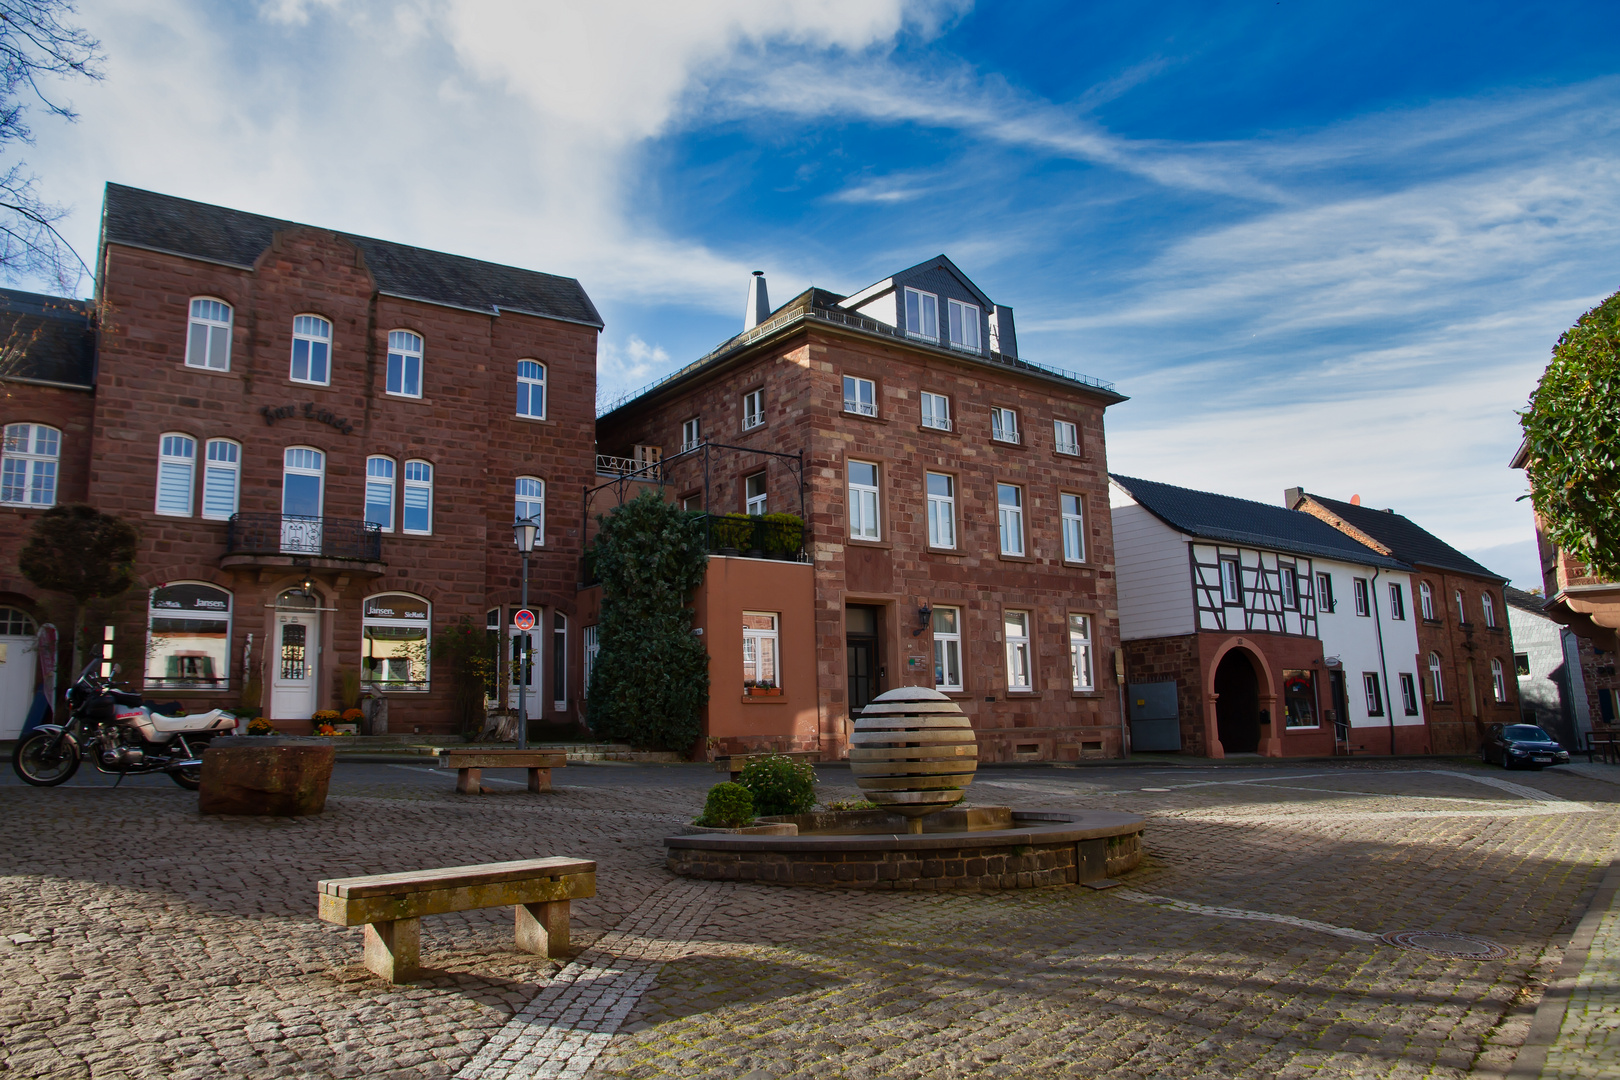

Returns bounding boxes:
[226,513,383,562]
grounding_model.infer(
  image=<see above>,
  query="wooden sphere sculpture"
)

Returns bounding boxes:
[850,687,977,833]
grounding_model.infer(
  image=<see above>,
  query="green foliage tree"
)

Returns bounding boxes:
[586,491,710,750]
[17,503,138,683]
[736,755,817,816]
[431,616,495,737]
[1521,289,1620,581]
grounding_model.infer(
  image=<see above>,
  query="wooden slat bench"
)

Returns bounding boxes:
[715,750,819,780]
[317,856,595,983]
[435,747,567,794]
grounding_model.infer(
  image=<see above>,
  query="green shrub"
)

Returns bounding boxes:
[710,512,754,550]
[695,782,755,828]
[737,755,817,816]
[822,797,878,811]
[761,512,805,557]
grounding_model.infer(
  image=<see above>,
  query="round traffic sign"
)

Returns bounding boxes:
[513,608,536,631]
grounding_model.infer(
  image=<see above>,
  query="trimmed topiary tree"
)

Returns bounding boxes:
[586,491,710,751]
[694,782,754,828]
[736,755,817,816]
[1521,288,1620,581]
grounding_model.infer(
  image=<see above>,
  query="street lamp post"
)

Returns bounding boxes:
[514,517,540,751]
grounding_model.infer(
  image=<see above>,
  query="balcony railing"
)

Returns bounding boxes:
[596,453,662,481]
[226,513,383,562]
[700,513,806,561]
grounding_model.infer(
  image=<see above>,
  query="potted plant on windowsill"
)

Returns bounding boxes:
[745,680,782,697]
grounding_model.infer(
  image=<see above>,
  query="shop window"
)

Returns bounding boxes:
[1,423,59,507]
[932,606,962,692]
[1283,670,1317,727]
[145,582,231,690]
[387,330,424,398]
[362,593,430,690]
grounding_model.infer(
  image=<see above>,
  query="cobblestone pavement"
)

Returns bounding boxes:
[1,758,1616,1078]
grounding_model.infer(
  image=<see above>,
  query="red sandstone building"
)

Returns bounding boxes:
[0,184,602,735]
[592,258,1129,762]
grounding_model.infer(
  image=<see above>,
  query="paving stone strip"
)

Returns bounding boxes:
[456,879,715,1080]
[1109,887,1383,943]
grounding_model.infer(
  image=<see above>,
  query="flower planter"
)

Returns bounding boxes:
[198,739,335,816]
[745,687,783,697]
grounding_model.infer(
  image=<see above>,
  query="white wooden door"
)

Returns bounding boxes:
[0,634,36,739]
[270,612,320,719]
[507,627,539,712]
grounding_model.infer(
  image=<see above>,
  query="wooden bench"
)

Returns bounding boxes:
[1587,730,1620,765]
[317,856,595,983]
[715,750,819,780]
[435,747,567,794]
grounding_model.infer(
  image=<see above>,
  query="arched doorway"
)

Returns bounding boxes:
[1214,649,1261,753]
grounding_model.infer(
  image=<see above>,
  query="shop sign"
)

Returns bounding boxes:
[260,401,356,435]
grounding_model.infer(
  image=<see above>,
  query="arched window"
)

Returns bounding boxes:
[515,476,544,544]
[361,592,430,690]
[517,360,546,419]
[1428,652,1445,702]
[1482,592,1497,629]
[403,460,433,534]
[1491,658,1507,703]
[202,439,241,520]
[387,330,423,398]
[1455,589,1466,624]
[186,298,232,371]
[365,456,395,531]
[282,447,325,517]
[1,423,59,506]
[146,582,231,690]
[290,314,332,385]
[0,607,37,635]
[156,433,197,516]
[1419,581,1434,620]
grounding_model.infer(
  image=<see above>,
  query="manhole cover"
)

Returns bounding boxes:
[1379,931,1510,960]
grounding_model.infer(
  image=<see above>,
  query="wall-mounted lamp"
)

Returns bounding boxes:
[913,602,931,637]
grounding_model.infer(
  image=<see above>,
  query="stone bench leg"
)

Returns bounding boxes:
[527,767,552,793]
[514,899,570,958]
[456,767,482,794]
[363,917,420,983]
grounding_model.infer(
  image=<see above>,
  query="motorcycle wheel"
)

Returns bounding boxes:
[12,731,81,786]
[168,763,202,790]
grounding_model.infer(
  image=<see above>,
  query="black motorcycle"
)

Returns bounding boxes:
[10,660,237,789]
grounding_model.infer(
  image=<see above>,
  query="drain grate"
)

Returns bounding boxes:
[1379,931,1511,960]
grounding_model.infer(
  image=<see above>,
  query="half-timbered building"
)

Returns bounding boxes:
[1110,474,1424,757]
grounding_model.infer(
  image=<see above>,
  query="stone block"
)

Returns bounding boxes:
[198,745,335,816]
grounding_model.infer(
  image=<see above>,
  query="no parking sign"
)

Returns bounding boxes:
[512,608,536,631]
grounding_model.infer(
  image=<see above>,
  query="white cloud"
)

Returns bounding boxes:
[597,333,671,408]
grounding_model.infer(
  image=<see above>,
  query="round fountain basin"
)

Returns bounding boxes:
[665,806,1144,890]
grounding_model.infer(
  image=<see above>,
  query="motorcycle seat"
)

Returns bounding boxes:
[147,709,233,733]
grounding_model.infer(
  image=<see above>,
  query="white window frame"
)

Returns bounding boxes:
[848,460,880,541]
[1004,610,1032,692]
[991,407,1020,444]
[282,446,325,519]
[552,611,567,708]
[947,298,980,352]
[515,476,545,544]
[997,483,1025,556]
[1491,658,1507,702]
[1455,589,1467,624]
[1069,613,1094,692]
[145,581,233,690]
[582,624,599,697]
[1220,558,1241,604]
[745,471,767,516]
[843,375,876,417]
[155,433,197,516]
[1,423,59,507]
[742,611,780,686]
[403,459,433,535]
[289,314,332,386]
[742,388,764,430]
[1353,577,1370,617]
[201,438,241,521]
[185,297,232,372]
[932,605,962,692]
[361,592,431,691]
[1400,672,1419,715]
[1429,652,1445,701]
[1280,564,1297,609]
[904,287,939,341]
[517,359,546,419]
[1482,592,1497,628]
[920,391,951,431]
[1363,672,1384,716]
[1389,582,1406,620]
[1061,492,1085,563]
[386,330,424,398]
[926,472,956,549]
[681,416,701,451]
[1053,419,1080,456]
[1420,581,1435,620]
[1316,571,1334,612]
[365,455,396,532]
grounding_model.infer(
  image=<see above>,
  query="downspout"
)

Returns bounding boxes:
[1371,567,1394,755]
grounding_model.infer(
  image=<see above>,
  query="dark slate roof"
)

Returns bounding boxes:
[1505,586,1551,615]
[100,183,603,327]
[1111,474,1408,570]
[0,288,94,388]
[1303,493,1505,582]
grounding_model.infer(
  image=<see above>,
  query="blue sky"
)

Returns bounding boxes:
[19,0,1620,586]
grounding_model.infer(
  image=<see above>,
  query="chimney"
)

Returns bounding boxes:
[1283,487,1305,508]
[1350,494,1362,506]
[744,270,769,331]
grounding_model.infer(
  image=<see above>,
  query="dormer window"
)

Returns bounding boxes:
[947,299,980,352]
[904,287,938,342]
